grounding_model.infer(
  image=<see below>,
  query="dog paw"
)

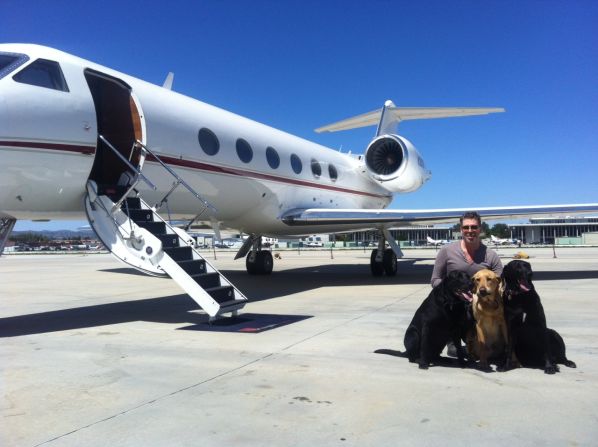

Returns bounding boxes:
[544,365,559,374]
[477,363,493,372]
[418,364,429,370]
[564,360,577,368]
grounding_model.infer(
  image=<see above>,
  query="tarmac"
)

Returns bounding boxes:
[2,246,598,446]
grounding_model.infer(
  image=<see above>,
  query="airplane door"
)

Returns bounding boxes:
[84,69,145,188]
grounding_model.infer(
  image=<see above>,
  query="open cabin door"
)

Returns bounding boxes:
[84,69,145,188]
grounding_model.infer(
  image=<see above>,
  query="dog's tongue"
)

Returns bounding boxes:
[518,281,531,292]
[461,291,473,302]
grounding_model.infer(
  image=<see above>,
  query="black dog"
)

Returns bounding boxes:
[403,271,474,369]
[502,260,576,374]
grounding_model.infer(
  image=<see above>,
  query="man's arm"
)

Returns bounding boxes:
[430,248,448,288]
[488,249,503,276]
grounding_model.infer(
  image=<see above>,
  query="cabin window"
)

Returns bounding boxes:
[0,52,29,80]
[329,163,338,181]
[311,158,322,178]
[198,127,220,155]
[290,154,302,174]
[13,58,69,92]
[236,138,253,163]
[266,146,280,169]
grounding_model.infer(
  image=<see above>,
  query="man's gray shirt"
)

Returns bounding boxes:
[430,241,503,287]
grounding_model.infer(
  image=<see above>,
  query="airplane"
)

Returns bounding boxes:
[426,236,450,246]
[2,44,597,319]
[490,235,518,245]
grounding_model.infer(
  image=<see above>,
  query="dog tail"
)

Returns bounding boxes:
[374,348,408,358]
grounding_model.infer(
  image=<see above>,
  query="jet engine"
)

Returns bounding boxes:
[364,134,431,193]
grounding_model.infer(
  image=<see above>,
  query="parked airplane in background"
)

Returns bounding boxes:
[426,236,450,246]
[490,235,519,245]
[2,44,597,319]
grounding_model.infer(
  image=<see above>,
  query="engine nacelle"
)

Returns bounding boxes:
[364,134,431,193]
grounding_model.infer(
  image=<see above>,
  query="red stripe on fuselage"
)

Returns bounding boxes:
[148,154,389,199]
[0,140,96,155]
[0,140,389,199]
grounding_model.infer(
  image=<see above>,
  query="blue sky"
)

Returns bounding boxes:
[3,0,597,231]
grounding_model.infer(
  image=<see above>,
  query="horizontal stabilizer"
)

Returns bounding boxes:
[315,102,504,134]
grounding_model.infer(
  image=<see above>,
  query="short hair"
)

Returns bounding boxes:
[460,211,482,226]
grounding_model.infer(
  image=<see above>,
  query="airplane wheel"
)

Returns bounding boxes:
[256,250,273,275]
[247,251,273,275]
[383,249,397,276]
[370,250,384,276]
[246,253,258,274]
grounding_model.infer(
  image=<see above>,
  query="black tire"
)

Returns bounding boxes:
[383,248,397,276]
[256,250,273,275]
[370,249,384,276]
[246,253,258,274]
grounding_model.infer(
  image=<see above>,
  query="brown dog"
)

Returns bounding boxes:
[467,269,509,370]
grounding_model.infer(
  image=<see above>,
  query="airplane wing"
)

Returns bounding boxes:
[280,204,598,227]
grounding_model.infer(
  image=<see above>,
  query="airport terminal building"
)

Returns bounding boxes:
[343,216,598,246]
[346,226,453,247]
[507,216,598,245]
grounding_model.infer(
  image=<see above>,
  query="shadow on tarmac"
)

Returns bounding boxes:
[3,260,598,338]
[0,294,313,338]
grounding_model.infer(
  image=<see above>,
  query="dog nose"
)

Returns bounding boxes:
[478,287,488,296]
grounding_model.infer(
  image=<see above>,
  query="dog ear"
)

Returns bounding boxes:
[499,278,506,297]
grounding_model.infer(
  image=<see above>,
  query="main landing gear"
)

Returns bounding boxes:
[370,248,397,276]
[369,229,403,277]
[246,250,273,275]
[235,234,273,275]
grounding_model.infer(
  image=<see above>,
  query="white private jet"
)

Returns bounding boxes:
[1,44,597,319]
[426,236,450,246]
[490,235,518,245]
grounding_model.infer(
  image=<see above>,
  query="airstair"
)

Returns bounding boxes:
[84,136,248,320]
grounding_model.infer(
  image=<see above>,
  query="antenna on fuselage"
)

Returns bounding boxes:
[162,72,174,90]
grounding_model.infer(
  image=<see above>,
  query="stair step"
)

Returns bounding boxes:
[218,299,248,310]
[136,221,166,234]
[205,285,236,303]
[124,197,142,209]
[164,246,193,261]
[177,259,207,275]
[190,272,221,288]
[156,233,179,248]
[125,208,154,222]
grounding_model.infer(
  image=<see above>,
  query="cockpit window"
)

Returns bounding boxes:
[0,52,30,80]
[13,58,69,92]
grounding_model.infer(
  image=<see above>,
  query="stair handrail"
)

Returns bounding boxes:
[98,135,158,214]
[132,140,217,225]
[99,135,156,190]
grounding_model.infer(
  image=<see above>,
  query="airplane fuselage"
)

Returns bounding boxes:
[0,44,395,236]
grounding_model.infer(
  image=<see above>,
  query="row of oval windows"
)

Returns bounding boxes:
[198,127,339,181]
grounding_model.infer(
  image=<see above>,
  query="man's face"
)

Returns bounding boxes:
[461,218,481,244]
